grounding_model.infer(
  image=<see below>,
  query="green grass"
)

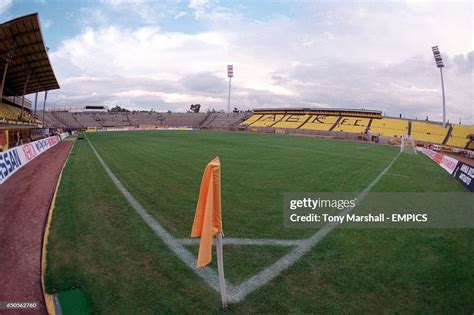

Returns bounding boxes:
[186,244,294,284]
[58,289,92,315]
[45,131,473,313]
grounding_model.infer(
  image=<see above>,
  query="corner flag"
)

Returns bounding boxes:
[191,157,227,308]
[191,157,223,268]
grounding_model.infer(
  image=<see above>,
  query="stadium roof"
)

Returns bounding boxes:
[0,13,59,96]
[253,107,383,114]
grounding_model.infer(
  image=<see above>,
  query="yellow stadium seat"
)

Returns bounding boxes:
[273,114,310,129]
[242,114,262,125]
[446,124,474,148]
[0,103,20,121]
[332,117,370,133]
[251,114,284,127]
[301,115,339,131]
[446,137,469,148]
[411,121,448,144]
[369,118,408,138]
[450,124,474,139]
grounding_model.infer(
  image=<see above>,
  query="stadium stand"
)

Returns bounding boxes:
[249,114,284,127]
[51,111,82,129]
[73,112,103,128]
[300,115,340,131]
[201,113,247,128]
[0,103,19,121]
[332,116,370,134]
[0,14,59,126]
[242,114,262,125]
[446,124,474,149]
[161,113,207,127]
[411,121,448,144]
[127,112,162,126]
[368,118,409,138]
[273,114,310,129]
[35,104,472,151]
[240,108,472,149]
[39,110,248,129]
[39,111,67,128]
[96,112,130,127]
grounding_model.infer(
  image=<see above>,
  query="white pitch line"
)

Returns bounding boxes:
[385,173,409,178]
[227,151,402,303]
[178,238,302,246]
[86,134,401,304]
[85,136,233,293]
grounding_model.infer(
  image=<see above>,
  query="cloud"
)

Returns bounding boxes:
[100,0,185,24]
[0,0,12,15]
[174,11,187,19]
[41,18,53,30]
[47,1,473,123]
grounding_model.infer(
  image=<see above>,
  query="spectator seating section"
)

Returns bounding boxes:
[0,103,39,124]
[161,113,207,127]
[40,111,67,128]
[242,114,262,125]
[332,117,370,134]
[446,124,474,149]
[0,103,19,121]
[127,112,163,126]
[369,118,408,138]
[21,109,473,150]
[73,112,102,127]
[300,115,339,131]
[273,114,310,129]
[250,114,284,127]
[202,113,247,128]
[52,111,83,128]
[411,121,448,144]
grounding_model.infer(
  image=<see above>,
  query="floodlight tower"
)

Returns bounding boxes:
[227,65,233,113]
[431,46,447,128]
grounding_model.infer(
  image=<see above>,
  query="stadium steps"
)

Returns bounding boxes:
[207,115,218,127]
[328,116,342,131]
[366,118,373,129]
[248,115,263,126]
[442,126,453,145]
[243,112,253,121]
[230,114,246,126]
[468,140,474,150]
[201,113,217,127]
[297,114,313,129]
[51,112,68,127]
[72,114,84,128]
[268,115,285,127]
[199,112,213,127]
[365,118,373,134]
[198,113,210,126]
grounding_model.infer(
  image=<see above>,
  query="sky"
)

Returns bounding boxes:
[1,0,473,123]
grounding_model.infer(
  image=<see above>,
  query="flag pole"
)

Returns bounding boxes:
[215,232,227,309]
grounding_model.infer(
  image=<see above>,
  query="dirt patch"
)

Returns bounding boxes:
[0,141,73,314]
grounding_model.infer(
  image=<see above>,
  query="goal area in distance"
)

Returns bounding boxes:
[400,135,417,154]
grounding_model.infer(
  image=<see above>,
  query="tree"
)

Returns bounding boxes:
[190,104,201,113]
[109,105,129,112]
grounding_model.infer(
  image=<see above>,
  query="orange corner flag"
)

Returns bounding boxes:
[191,157,223,268]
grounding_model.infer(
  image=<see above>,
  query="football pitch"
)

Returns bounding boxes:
[45,131,472,313]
